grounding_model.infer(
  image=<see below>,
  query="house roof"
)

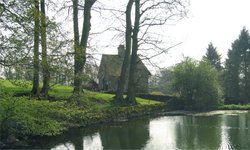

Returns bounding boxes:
[98,54,151,78]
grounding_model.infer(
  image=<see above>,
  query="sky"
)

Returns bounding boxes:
[87,0,250,73]
[159,0,250,68]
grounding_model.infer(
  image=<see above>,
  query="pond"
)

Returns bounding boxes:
[29,110,250,150]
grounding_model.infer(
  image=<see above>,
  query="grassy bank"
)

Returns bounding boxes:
[219,104,250,110]
[0,80,165,147]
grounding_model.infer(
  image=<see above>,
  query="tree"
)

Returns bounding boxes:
[126,0,140,104]
[172,58,221,110]
[225,47,240,104]
[149,68,174,94]
[40,0,50,98]
[125,0,188,104]
[203,42,222,70]
[0,0,73,95]
[238,28,250,103]
[72,0,97,98]
[115,0,134,104]
[31,0,40,97]
[225,27,250,104]
[159,68,174,95]
[0,1,34,70]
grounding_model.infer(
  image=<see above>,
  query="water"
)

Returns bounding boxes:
[30,111,250,150]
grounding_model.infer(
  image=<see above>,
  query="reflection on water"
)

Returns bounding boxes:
[143,117,180,150]
[51,133,102,150]
[99,119,149,149]
[83,133,102,150]
[30,111,250,150]
[219,116,234,150]
[51,142,74,150]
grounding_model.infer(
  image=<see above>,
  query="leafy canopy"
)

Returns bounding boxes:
[172,58,221,110]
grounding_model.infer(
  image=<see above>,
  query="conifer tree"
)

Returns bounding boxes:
[203,42,222,70]
[225,27,250,104]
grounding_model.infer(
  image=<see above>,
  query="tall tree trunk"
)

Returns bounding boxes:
[80,0,96,47]
[40,0,50,98]
[72,0,82,96]
[79,0,96,87]
[73,0,96,96]
[126,0,140,105]
[115,0,133,104]
[31,0,40,98]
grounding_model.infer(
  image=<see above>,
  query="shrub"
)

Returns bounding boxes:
[172,58,222,110]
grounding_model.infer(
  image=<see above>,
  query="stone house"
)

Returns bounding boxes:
[98,45,151,93]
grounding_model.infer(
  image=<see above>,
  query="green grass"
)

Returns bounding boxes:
[219,104,250,110]
[0,79,161,111]
[0,79,161,106]
[137,97,161,105]
[49,84,73,99]
[0,79,32,94]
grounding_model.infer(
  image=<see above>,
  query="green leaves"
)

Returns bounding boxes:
[225,27,250,104]
[203,42,222,70]
[0,96,67,138]
[172,58,221,110]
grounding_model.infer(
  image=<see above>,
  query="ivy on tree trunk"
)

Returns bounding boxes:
[115,0,134,104]
[126,0,140,105]
[40,0,50,99]
[72,0,96,98]
[31,0,40,98]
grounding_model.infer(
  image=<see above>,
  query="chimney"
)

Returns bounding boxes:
[118,45,125,58]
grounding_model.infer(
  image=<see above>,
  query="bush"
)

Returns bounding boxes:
[172,58,221,110]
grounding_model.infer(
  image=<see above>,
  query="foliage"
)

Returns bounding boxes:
[167,97,185,110]
[0,79,31,95]
[225,27,250,104]
[0,94,163,141]
[0,79,163,143]
[0,0,34,67]
[149,68,174,95]
[203,42,222,70]
[0,79,164,147]
[172,58,221,110]
[0,95,68,139]
[0,0,73,87]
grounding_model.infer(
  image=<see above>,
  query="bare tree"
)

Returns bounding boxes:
[126,0,141,104]
[115,0,134,104]
[126,0,188,104]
